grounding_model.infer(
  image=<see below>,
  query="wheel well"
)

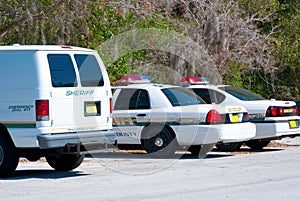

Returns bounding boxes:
[0,123,16,148]
[140,123,176,146]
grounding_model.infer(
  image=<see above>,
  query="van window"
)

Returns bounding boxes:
[74,54,104,87]
[47,54,77,87]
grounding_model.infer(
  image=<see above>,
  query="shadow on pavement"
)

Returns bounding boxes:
[215,147,285,154]
[2,170,89,180]
[87,150,234,160]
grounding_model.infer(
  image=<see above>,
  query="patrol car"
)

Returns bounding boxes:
[112,76,256,157]
[0,45,115,177]
[183,77,300,151]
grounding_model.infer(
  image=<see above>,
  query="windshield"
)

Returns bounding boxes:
[220,86,266,101]
[161,87,205,106]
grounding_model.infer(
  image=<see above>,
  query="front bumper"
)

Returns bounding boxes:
[37,129,116,149]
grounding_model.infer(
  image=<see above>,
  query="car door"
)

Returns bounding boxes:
[113,88,151,144]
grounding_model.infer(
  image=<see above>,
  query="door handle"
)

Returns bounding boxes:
[136,113,146,117]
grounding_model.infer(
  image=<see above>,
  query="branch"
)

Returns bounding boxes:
[0,0,65,39]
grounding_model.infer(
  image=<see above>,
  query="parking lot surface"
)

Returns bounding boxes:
[1,139,300,201]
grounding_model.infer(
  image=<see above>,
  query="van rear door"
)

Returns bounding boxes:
[46,52,112,134]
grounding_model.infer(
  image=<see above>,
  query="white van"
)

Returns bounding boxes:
[0,45,115,177]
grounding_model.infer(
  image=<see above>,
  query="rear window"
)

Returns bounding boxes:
[47,54,77,87]
[161,87,205,106]
[74,54,104,87]
[220,86,266,101]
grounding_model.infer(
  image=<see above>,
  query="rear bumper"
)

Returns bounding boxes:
[219,122,256,143]
[254,120,300,139]
[37,130,116,149]
[172,122,256,146]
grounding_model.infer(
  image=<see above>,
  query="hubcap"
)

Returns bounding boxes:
[0,146,4,166]
[154,137,164,147]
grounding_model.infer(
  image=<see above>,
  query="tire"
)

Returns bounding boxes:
[216,142,242,152]
[245,139,271,150]
[46,154,84,171]
[142,126,177,157]
[0,135,19,178]
[188,145,201,156]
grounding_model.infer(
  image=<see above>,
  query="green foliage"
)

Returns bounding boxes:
[0,0,299,100]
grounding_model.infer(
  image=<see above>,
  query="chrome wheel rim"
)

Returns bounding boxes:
[154,137,164,147]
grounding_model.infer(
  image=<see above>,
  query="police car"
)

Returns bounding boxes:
[112,76,256,157]
[183,77,300,151]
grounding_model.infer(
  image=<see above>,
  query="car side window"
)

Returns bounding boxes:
[114,89,150,110]
[192,88,212,104]
[214,90,226,103]
[192,88,226,104]
[136,89,150,109]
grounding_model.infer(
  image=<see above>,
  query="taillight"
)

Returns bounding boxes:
[206,109,223,124]
[110,98,113,114]
[266,106,297,117]
[36,100,49,121]
[278,107,284,116]
[293,106,299,115]
[242,112,249,122]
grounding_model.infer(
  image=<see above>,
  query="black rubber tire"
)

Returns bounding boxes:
[46,154,84,171]
[0,135,19,178]
[188,145,202,156]
[216,142,242,152]
[245,139,271,150]
[142,126,177,157]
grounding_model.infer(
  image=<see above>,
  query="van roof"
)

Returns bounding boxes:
[0,44,95,52]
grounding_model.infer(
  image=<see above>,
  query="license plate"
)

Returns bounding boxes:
[84,101,100,116]
[284,108,293,113]
[289,120,299,129]
[231,114,239,123]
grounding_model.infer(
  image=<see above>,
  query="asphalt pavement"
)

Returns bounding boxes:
[1,138,300,201]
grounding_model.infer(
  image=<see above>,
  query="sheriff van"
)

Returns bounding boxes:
[0,45,115,177]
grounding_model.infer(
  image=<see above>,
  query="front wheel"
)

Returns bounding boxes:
[216,142,242,152]
[0,135,19,178]
[142,126,177,157]
[245,139,271,150]
[46,154,84,171]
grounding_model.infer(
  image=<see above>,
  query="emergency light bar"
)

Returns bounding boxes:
[181,77,209,85]
[118,75,152,85]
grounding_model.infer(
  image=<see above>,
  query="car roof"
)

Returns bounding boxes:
[112,83,181,90]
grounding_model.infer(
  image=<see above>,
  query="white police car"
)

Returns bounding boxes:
[184,77,300,151]
[112,76,256,157]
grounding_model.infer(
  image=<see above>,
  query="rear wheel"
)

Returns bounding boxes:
[188,145,201,156]
[245,139,271,150]
[46,154,84,171]
[0,135,19,178]
[188,144,215,158]
[142,126,177,157]
[216,142,242,152]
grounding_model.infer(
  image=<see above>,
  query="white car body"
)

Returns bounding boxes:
[0,45,115,177]
[112,82,256,155]
[188,84,300,140]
